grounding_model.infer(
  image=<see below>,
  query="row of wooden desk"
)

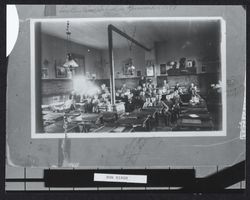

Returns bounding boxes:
[43,106,163,133]
[174,99,214,131]
[43,99,214,133]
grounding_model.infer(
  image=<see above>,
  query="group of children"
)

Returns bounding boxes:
[60,79,201,126]
[114,80,192,126]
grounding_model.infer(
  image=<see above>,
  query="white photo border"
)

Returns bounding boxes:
[30,17,227,139]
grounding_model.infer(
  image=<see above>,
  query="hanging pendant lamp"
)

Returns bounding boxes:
[63,21,79,70]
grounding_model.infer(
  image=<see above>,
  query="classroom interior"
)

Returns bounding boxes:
[34,19,223,134]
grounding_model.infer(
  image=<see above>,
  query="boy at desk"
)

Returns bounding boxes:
[92,95,100,113]
[189,85,202,104]
[163,80,170,94]
[83,97,93,113]
[154,94,171,126]
[143,96,153,108]
[132,94,144,109]
[172,90,183,120]
[162,95,175,125]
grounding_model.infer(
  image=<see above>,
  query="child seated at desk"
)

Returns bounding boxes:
[162,80,170,94]
[121,83,128,94]
[150,97,156,105]
[126,96,135,112]
[152,94,162,107]
[172,90,182,120]
[92,95,100,113]
[162,95,175,125]
[152,89,157,97]
[132,95,144,109]
[136,85,142,91]
[153,94,171,126]
[189,86,202,104]
[139,91,146,102]
[143,97,153,108]
[84,97,93,113]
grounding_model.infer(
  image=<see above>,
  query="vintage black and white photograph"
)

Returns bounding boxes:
[5,5,246,192]
[30,17,226,138]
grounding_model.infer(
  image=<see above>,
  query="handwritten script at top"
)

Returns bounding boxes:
[57,5,177,15]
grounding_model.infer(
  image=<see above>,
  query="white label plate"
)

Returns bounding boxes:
[94,173,147,184]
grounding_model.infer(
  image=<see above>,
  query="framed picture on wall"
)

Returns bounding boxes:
[187,60,193,67]
[56,65,68,78]
[123,63,131,75]
[160,64,167,74]
[123,59,135,75]
[146,65,154,77]
[54,60,68,78]
[202,65,206,72]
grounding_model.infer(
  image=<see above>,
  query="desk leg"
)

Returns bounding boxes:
[79,124,88,133]
[155,113,159,126]
[83,124,88,133]
[78,124,84,133]
[146,119,151,131]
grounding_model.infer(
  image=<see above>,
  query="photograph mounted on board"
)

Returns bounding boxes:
[5,5,246,193]
[30,17,226,139]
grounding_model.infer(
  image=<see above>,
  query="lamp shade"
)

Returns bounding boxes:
[63,53,79,68]
[63,59,79,68]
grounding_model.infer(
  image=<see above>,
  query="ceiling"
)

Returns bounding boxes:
[40,19,221,50]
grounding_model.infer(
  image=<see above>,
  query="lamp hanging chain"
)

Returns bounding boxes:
[63,20,79,70]
[66,21,71,56]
